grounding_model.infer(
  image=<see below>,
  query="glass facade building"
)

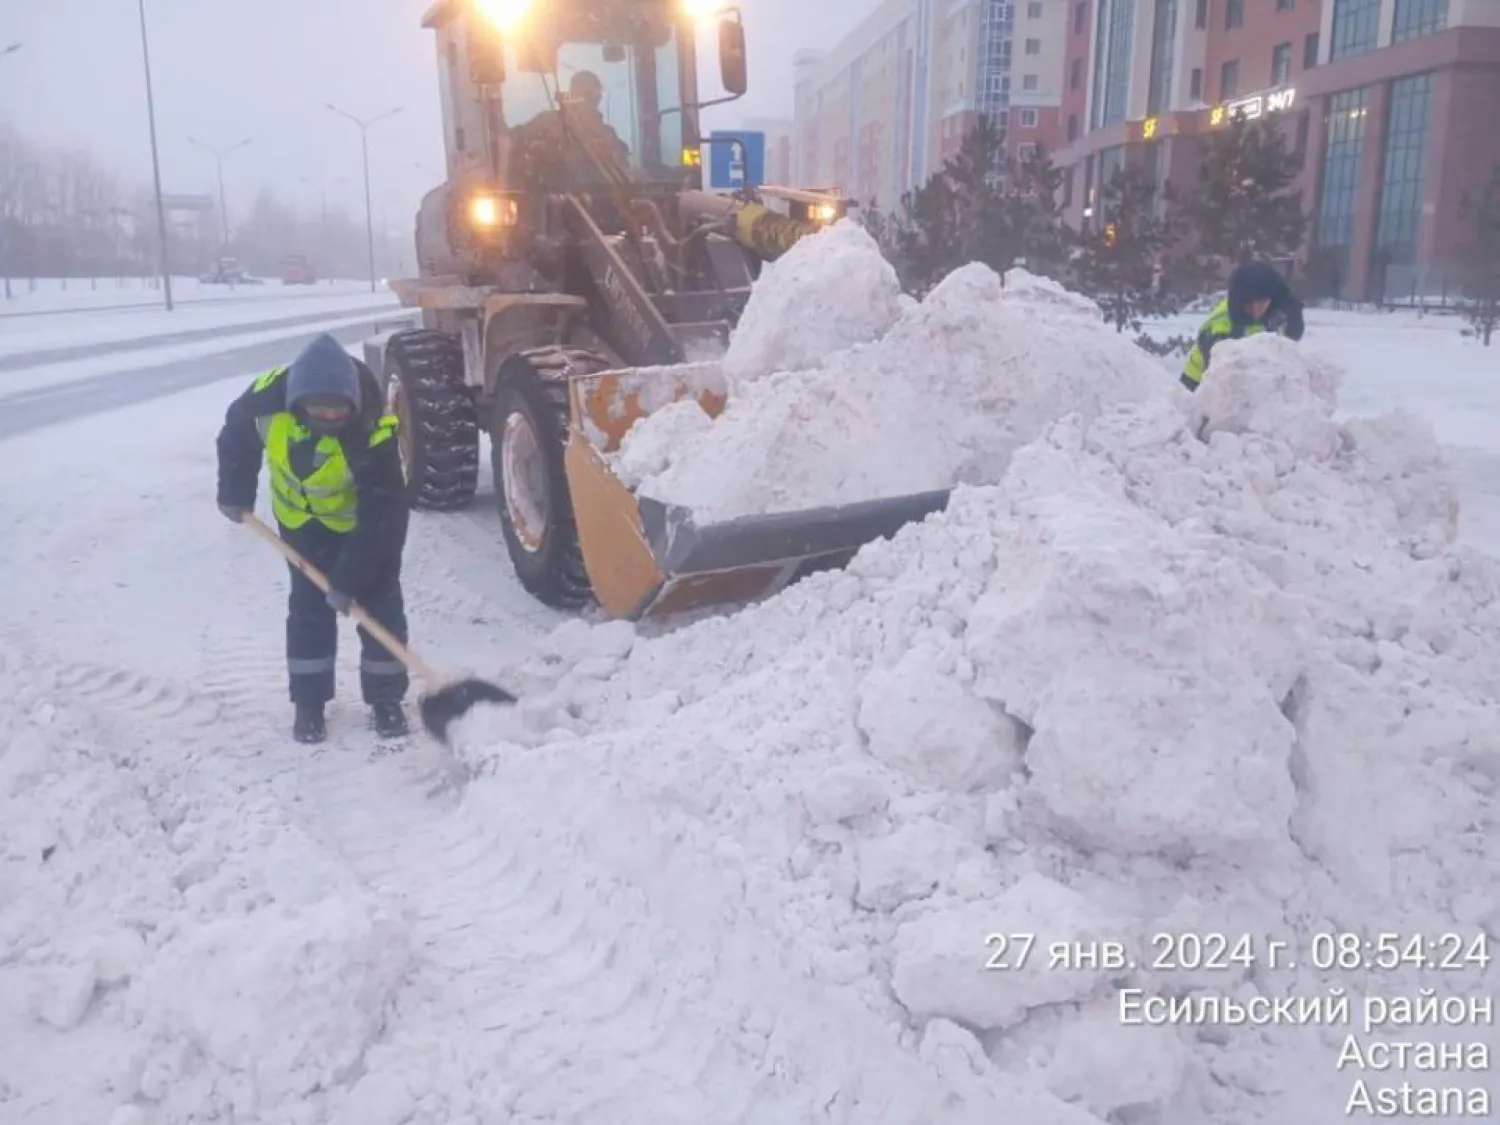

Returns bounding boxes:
[1391,0,1449,45]
[1329,0,1382,62]
[1314,88,1371,293]
[1373,73,1434,269]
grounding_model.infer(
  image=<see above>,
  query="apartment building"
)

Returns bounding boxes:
[1051,0,1500,300]
[791,1,1070,208]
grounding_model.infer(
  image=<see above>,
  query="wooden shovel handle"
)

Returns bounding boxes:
[241,511,438,684]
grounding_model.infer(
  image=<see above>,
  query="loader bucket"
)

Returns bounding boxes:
[563,367,951,620]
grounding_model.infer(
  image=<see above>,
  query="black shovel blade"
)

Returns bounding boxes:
[419,678,518,744]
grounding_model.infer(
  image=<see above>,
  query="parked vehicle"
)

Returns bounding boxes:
[282,255,318,285]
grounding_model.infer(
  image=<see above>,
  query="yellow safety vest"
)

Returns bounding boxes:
[250,367,398,533]
[1182,298,1268,387]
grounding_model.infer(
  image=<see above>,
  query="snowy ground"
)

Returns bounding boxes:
[1,279,399,364]
[1,241,1496,1124]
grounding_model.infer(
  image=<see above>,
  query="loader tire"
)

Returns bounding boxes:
[491,347,613,609]
[384,329,479,511]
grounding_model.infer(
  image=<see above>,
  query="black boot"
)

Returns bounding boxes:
[293,701,327,744]
[371,701,409,738]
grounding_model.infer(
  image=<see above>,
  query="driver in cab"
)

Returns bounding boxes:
[513,70,631,181]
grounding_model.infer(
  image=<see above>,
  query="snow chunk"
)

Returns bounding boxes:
[140,895,411,1105]
[856,644,1026,791]
[891,875,1123,1030]
[722,217,902,385]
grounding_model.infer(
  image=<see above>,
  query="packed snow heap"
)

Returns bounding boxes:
[608,219,1170,520]
[4,218,1496,1124]
[483,221,1499,1120]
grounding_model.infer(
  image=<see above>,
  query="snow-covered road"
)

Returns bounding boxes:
[2,255,1496,1124]
[0,318,410,440]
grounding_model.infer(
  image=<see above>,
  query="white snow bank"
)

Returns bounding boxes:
[461,311,1499,1121]
[611,222,1169,521]
[0,656,412,1122]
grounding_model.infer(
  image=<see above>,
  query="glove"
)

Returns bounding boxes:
[218,503,249,523]
[326,588,354,616]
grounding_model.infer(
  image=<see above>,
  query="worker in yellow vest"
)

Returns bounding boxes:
[1181,260,1305,390]
[215,333,410,743]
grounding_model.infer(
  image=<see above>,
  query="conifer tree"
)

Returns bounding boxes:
[1178,113,1307,283]
[1071,163,1179,332]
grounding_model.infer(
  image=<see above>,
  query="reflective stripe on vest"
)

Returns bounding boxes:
[1182,299,1267,386]
[256,411,398,532]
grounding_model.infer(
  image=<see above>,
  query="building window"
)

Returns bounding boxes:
[1277,0,1294,10]
[1271,42,1293,87]
[1304,32,1320,68]
[1220,59,1239,99]
[1071,57,1084,89]
[1067,112,1080,141]
[1226,0,1243,30]
[1392,0,1449,44]
[1190,67,1203,99]
[1074,3,1086,35]
[1375,73,1435,277]
[1314,86,1371,296]
[1098,145,1125,201]
[1028,1,1044,17]
[1147,0,1179,117]
[1330,0,1381,62]
[1025,38,1041,55]
[1019,142,1039,160]
[1092,0,1136,129]
[1023,74,1039,91]
[1195,0,1207,30]
[1020,108,1040,127]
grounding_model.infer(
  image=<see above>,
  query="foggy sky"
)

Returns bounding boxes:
[0,0,872,231]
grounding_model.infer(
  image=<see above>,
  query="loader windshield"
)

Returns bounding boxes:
[500,4,691,188]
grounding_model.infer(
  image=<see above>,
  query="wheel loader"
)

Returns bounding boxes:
[364,0,949,620]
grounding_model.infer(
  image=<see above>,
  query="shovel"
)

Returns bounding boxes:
[241,512,516,743]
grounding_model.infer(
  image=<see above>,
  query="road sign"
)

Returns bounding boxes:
[708,130,766,189]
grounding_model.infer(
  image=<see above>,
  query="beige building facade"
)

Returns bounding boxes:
[792,1,1070,208]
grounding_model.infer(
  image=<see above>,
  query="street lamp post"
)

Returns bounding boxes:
[187,135,252,248]
[136,0,173,310]
[324,102,402,293]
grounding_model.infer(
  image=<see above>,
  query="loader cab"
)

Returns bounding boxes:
[426,0,746,194]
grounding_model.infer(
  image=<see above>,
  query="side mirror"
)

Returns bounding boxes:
[718,17,747,97]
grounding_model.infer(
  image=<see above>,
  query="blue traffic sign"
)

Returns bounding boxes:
[708,130,766,189]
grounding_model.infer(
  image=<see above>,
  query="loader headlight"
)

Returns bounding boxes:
[474,0,532,33]
[469,193,519,229]
[681,0,725,19]
[808,202,840,225]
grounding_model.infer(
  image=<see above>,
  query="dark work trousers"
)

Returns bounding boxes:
[279,520,409,706]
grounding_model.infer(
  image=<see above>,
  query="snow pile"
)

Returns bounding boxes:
[609,221,1171,522]
[719,216,905,385]
[0,658,412,1123]
[460,323,1499,1121]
